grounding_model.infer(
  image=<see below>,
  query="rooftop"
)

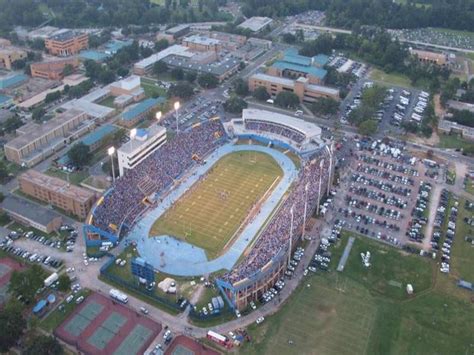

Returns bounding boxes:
[80,124,118,147]
[134,45,193,70]
[79,50,109,61]
[183,34,221,46]
[272,60,327,79]
[48,30,85,42]
[20,170,95,203]
[118,124,166,154]
[0,95,12,105]
[5,109,86,150]
[251,72,295,87]
[61,99,114,120]
[165,24,191,35]
[1,195,62,226]
[237,16,273,32]
[120,97,165,121]
[104,39,133,54]
[0,74,28,90]
[162,55,240,77]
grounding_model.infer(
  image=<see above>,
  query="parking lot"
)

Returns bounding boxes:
[332,139,432,246]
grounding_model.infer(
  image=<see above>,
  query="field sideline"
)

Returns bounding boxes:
[149,151,282,259]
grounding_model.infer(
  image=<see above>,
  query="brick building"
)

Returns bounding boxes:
[45,30,88,56]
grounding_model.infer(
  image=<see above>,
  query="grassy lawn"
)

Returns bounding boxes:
[369,68,414,89]
[465,179,474,195]
[451,198,474,280]
[97,95,116,108]
[141,79,167,98]
[81,176,110,191]
[242,232,474,355]
[149,151,283,259]
[40,289,91,332]
[438,133,473,150]
[45,168,89,186]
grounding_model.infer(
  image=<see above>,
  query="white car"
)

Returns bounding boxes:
[256,316,265,324]
[235,309,241,318]
[250,301,257,310]
[140,306,149,315]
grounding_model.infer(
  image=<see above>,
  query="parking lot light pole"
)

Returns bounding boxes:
[288,204,294,266]
[107,146,116,183]
[317,159,325,216]
[155,111,162,123]
[174,101,180,134]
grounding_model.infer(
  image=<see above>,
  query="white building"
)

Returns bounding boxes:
[237,17,273,33]
[133,44,194,75]
[117,125,167,176]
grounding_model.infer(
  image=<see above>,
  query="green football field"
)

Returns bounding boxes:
[149,151,282,259]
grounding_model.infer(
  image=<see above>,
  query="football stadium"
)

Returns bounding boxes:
[85,109,334,310]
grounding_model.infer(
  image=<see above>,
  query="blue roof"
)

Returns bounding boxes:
[272,60,327,79]
[136,128,148,138]
[313,54,329,67]
[121,98,165,121]
[283,48,312,66]
[105,39,133,54]
[80,124,118,147]
[0,74,27,89]
[79,50,110,61]
[0,95,12,105]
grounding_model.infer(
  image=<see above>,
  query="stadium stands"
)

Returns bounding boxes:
[91,120,226,235]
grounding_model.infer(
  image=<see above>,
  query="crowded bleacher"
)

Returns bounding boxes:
[222,148,330,284]
[244,119,306,143]
[91,120,226,235]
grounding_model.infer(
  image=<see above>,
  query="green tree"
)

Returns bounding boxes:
[62,64,74,76]
[223,95,248,114]
[197,73,218,89]
[67,142,92,168]
[311,97,339,116]
[0,300,26,353]
[233,78,249,96]
[154,39,169,52]
[282,32,296,44]
[358,120,378,136]
[24,335,64,355]
[185,71,197,83]
[57,274,71,292]
[45,91,61,104]
[153,61,168,75]
[3,116,23,133]
[0,161,8,182]
[171,68,184,81]
[275,91,299,109]
[8,264,46,304]
[253,86,270,101]
[168,82,194,100]
[32,107,45,122]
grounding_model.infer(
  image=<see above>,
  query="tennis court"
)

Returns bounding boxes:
[63,302,104,337]
[165,336,220,355]
[55,292,161,355]
[87,312,127,350]
[0,258,25,306]
[114,324,153,355]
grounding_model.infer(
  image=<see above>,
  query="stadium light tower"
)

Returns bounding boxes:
[326,143,334,195]
[107,146,116,183]
[302,183,309,240]
[316,159,325,216]
[155,110,162,123]
[174,101,180,134]
[288,204,295,266]
[130,128,137,152]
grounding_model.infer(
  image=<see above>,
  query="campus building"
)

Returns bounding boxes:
[117,125,167,176]
[45,30,89,56]
[156,24,191,44]
[4,109,90,166]
[410,48,449,66]
[182,34,221,53]
[249,73,340,103]
[0,47,27,70]
[133,45,194,75]
[18,170,96,220]
[1,195,63,233]
[118,97,165,128]
[30,58,79,80]
[237,16,273,33]
[248,47,338,103]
